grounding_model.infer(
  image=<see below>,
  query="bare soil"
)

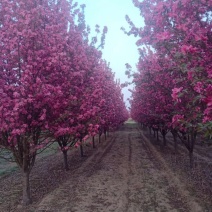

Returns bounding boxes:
[0,121,211,212]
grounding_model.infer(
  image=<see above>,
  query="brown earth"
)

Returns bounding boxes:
[0,121,211,212]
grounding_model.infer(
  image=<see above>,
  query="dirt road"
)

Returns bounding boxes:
[34,122,203,212]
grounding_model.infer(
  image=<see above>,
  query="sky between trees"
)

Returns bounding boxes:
[75,0,144,108]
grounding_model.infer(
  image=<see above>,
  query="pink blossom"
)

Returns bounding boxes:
[157,31,171,40]
[187,71,193,80]
[13,92,20,98]
[83,135,89,141]
[181,45,197,54]
[171,87,183,102]
[194,82,203,94]
[172,114,184,127]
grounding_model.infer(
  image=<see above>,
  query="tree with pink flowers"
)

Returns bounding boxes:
[98,62,128,136]
[0,0,128,205]
[0,0,76,204]
[127,0,212,167]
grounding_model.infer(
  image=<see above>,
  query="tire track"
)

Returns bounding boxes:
[36,134,118,211]
[34,122,202,212]
[139,129,203,212]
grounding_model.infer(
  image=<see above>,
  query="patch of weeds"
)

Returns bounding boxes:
[0,143,58,179]
[0,165,18,178]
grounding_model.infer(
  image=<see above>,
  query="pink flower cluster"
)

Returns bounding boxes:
[129,0,211,135]
[171,87,183,102]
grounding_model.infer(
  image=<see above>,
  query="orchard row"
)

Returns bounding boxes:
[0,0,128,205]
[127,0,211,165]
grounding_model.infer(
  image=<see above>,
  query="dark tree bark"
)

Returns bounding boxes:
[171,130,178,154]
[104,128,107,141]
[177,129,197,168]
[99,134,101,143]
[161,129,167,146]
[62,150,69,170]
[22,170,31,205]
[57,137,70,171]
[189,130,196,168]
[156,130,159,141]
[19,135,37,205]
[189,151,194,168]
[92,136,95,148]
[80,143,84,157]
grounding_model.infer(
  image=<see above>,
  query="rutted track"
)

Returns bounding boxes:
[34,122,202,212]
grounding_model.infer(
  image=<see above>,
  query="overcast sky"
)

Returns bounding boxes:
[75,0,144,108]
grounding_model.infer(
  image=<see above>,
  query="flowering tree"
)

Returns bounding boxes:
[0,0,79,204]
[127,0,212,167]
[98,62,128,136]
[50,10,110,165]
[0,0,128,205]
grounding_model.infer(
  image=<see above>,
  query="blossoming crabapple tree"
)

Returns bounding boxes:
[98,62,128,138]
[127,0,212,167]
[0,0,83,205]
[130,50,180,147]
[0,0,128,205]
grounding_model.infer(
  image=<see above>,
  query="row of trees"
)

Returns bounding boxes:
[0,0,128,205]
[127,0,212,166]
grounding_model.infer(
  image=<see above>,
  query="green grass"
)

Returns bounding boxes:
[125,118,137,124]
[0,142,59,178]
[0,165,18,177]
[37,142,58,159]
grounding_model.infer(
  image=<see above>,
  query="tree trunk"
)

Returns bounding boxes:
[22,170,31,205]
[163,134,166,146]
[156,130,159,141]
[162,130,166,146]
[189,151,194,169]
[173,132,178,163]
[104,132,106,141]
[172,131,178,154]
[153,130,156,137]
[92,136,95,148]
[80,144,84,157]
[63,150,69,170]
[99,134,101,143]
[149,127,151,134]
[189,130,196,168]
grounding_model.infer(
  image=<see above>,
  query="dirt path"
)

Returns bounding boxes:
[34,122,202,212]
